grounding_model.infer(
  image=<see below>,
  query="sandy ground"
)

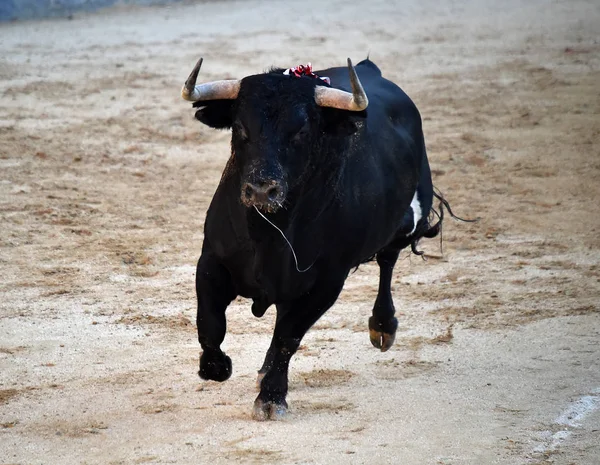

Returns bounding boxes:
[1,0,599,463]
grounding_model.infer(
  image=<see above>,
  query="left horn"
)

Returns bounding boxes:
[314,58,368,111]
[181,57,241,102]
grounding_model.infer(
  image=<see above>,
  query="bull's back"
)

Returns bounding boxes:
[320,60,430,264]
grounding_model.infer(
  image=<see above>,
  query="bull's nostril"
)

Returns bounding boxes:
[266,186,279,201]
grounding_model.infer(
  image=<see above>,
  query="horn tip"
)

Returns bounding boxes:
[183,56,204,100]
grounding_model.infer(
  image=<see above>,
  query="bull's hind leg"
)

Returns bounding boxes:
[196,251,236,382]
[254,276,346,420]
[369,247,401,352]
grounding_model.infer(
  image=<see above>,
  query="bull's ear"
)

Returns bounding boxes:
[193,100,234,129]
[321,107,366,137]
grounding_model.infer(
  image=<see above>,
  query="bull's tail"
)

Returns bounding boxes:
[410,187,477,257]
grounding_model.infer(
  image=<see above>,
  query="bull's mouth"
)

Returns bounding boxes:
[241,180,285,213]
[242,198,282,213]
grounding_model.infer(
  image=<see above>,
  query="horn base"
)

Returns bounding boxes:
[313,58,368,111]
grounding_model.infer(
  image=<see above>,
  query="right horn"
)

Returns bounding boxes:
[181,57,241,102]
[314,58,368,111]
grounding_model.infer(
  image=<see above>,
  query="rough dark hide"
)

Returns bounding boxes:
[187,58,453,419]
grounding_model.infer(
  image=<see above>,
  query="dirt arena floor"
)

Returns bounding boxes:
[1,0,599,463]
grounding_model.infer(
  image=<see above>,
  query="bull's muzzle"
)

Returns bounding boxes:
[241,180,285,212]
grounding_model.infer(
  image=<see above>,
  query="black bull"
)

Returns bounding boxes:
[183,58,444,420]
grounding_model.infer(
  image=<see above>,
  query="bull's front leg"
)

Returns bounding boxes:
[254,276,346,420]
[196,251,236,382]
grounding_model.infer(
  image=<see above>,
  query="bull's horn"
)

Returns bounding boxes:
[314,58,368,111]
[181,57,240,102]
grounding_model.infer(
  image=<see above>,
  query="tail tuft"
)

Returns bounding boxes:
[410,187,477,258]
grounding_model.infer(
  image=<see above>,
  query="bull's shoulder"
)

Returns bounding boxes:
[361,75,423,144]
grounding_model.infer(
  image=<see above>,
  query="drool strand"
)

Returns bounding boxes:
[253,205,314,273]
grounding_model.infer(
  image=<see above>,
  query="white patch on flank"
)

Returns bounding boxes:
[532,388,600,455]
[407,190,422,236]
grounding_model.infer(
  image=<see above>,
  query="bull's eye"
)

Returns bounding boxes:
[234,122,249,142]
[292,122,310,143]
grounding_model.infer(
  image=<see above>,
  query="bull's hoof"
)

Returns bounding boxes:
[252,397,287,421]
[368,316,398,352]
[369,328,396,352]
[198,350,232,382]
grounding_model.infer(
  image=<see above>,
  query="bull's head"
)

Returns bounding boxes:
[182,58,368,212]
